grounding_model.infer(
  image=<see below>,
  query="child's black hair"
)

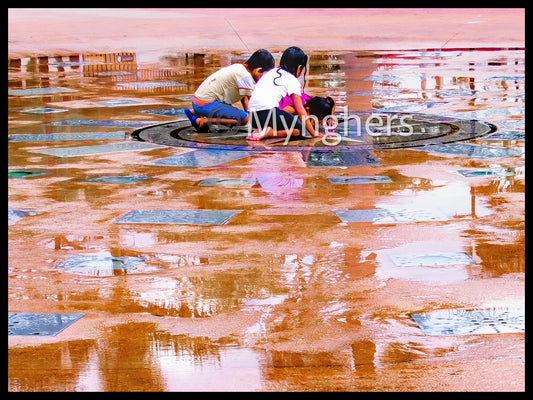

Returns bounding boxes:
[274,46,308,89]
[305,96,335,120]
[245,49,275,72]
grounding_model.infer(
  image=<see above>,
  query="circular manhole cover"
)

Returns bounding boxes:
[131,112,496,151]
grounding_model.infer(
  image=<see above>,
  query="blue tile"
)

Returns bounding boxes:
[90,99,145,107]
[410,308,525,336]
[84,175,153,184]
[334,208,449,223]
[55,255,145,275]
[9,131,128,142]
[16,107,69,114]
[116,81,186,89]
[30,141,164,158]
[8,169,51,178]
[140,107,188,117]
[328,176,392,185]
[147,149,258,167]
[483,131,525,141]
[8,209,42,221]
[197,177,258,187]
[306,150,379,167]
[47,119,168,128]
[413,143,522,159]
[388,252,475,267]
[114,210,242,225]
[8,87,77,96]
[452,169,514,178]
[8,312,85,336]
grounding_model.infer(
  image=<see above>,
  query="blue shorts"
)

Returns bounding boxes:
[192,100,248,123]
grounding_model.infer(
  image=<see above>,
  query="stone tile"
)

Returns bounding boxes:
[147,149,257,168]
[410,308,525,336]
[113,210,242,225]
[8,169,51,178]
[9,131,128,142]
[84,175,153,184]
[328,175,392,184]
[334,208,449,224]
[306,150,380,167]
[388,252,475,267]
[30,141,164,158]
[197,177,258,187]
[47,119,167,128]
[8,87,77,96]
[8,312,85,336]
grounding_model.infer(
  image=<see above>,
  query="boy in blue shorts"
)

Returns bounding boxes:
[185,49,275,132]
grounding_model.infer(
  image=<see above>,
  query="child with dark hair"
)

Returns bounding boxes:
[246,46,323,141]
[279,94,336,124]
[185,49,275,132]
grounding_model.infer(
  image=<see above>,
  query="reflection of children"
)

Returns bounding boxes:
[246,46,323,141]
[279,94,335,124]
[185,49,275,132]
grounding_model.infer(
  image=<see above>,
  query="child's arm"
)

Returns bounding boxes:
[291,93,321,137]
[241,96,249,112]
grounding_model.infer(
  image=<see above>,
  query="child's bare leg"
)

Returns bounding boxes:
[246,128,300,141]
[205,116,249,126]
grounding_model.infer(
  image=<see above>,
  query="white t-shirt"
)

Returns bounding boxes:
[247,67,302,112]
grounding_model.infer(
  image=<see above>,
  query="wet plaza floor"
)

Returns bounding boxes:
[8,45,524,391]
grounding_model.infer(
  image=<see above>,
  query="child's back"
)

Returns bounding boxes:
[195,63,254,106]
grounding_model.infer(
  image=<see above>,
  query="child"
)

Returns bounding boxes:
[246,46,323,141]
[185,49,275,132]
[279,94,336,125]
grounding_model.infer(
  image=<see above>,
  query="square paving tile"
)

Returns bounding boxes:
[452,169,515,178]
[328,176,393,185]
[9,131,128,142]
[8,169,51,178]
[115,81,186,89]
[413,143,522,158]
[197,177,258,187]
[55,255,145,274]
[410,308,525,336]
[8,312,85,336]
[483,131,525,141]
[90,99,145,107]
[140,107,187,117]
[8,87,77,96]
[147,150,258,168]
[8,209,42,221]
[84,175,153,184]
[114,210,242,225]
[30,141,164,158]
[388,252,475,267]
[334,208,449,224]
[16,107,69,114]
[47,119,167,128]
[306,150,379,167]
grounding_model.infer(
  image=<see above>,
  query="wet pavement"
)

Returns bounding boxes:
[8,9,524,392]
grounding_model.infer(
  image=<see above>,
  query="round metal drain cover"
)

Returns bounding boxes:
[131,112,496,151]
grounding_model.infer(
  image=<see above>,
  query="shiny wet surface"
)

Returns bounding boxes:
[8,49,524,391]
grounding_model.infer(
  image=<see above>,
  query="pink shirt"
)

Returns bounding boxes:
[278,92,312,111]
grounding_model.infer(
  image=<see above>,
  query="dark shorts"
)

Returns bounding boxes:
[249,108,302,132]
